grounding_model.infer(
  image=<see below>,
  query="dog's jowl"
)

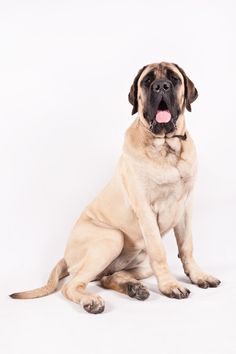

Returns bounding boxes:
[10,62,221,314]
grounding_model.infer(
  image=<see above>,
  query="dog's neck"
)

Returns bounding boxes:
[124,115,188,160]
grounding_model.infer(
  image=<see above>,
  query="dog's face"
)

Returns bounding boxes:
[128,62,198,135]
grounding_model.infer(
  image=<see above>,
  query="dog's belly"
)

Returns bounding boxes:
[96,247,147,279]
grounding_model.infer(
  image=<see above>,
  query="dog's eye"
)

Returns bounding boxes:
[170,75,179,84]
[144,77,152,87]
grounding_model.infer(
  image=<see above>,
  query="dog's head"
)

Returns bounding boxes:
[128,62,198,135]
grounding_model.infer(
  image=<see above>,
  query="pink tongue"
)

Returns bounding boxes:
[155,110,171,123]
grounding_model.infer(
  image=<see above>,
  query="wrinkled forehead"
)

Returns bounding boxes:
[139,62,184,84]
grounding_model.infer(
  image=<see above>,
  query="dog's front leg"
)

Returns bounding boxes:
[136,204,190,299]
[123,165,190,299]
[174,196,221,288]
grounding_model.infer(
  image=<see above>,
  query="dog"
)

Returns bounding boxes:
[10,62,221,314]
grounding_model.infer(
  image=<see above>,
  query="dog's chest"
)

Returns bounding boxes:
[146,170,194,235]
[146,145,195,234]
[153,183,189,233]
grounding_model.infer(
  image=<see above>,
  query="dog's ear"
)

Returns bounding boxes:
[128,66,147,115]
[173,64,198,112]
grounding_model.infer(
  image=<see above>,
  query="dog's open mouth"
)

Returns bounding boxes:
[155,99,171,123]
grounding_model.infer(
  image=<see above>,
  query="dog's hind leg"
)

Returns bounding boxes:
[62,223,124,314]
[100,265,152,301]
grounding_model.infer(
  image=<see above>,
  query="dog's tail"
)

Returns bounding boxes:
[9,258,69,300]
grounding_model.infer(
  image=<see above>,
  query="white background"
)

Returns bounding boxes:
[0,0,236,353]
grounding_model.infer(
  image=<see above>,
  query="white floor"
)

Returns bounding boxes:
[2,267,236,354]
[2,204,236,354]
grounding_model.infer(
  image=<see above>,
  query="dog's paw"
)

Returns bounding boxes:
[126,282,150,301]
[189,273,221,289]
[82,295,105,314]
[159,281,190,299]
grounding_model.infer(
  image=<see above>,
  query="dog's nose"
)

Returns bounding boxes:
[152,80,171,93]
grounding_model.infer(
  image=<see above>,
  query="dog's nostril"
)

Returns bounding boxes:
[163,83,170,91]
[153,84,160,92]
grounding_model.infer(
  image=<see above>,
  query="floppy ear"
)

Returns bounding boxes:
[128,66,147,115]
[173,64,198,112]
